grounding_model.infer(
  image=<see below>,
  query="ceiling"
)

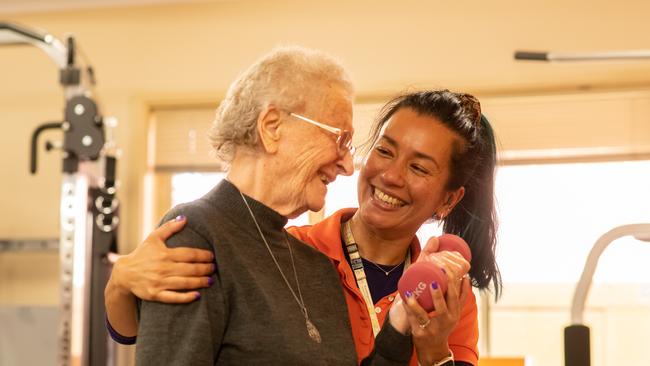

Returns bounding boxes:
[0,0,220,14]
[2,0,650,97]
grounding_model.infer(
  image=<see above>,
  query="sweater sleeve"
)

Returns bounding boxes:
[360,313,413,366]
[135,218,226,366]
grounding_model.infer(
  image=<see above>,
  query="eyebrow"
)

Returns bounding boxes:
[380,134,441,171]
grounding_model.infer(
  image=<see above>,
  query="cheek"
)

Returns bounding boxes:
[357,162,373,195]
[411,181,445,213]
[360,155,381,181]
[294,144,329,170]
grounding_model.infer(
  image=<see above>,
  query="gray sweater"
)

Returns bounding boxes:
[136,180,412,365]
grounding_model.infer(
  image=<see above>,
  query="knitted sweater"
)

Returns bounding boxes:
[135,180,412,365]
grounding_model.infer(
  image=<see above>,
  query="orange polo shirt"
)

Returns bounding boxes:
[288,208,479,366]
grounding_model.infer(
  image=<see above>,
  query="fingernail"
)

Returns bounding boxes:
[208,277,214,286]
[195,292,201,300]
[431,281,438,290]
[175,215,186,222]
[405,291,412,298]
[212,263,217,272]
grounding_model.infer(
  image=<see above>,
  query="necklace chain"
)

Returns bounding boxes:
[343,221,407,276]
[239,191,321,343]
[364,258,403,277]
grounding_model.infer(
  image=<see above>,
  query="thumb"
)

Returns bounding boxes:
[422,236,440,256]
[154,215,187,240]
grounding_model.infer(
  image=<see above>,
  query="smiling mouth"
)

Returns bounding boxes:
[373,187,406,208]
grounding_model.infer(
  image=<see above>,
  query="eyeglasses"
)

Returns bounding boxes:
[289,112,355,157]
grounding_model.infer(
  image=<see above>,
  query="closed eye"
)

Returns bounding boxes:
[374,146,393,157]
[411,164,429,175]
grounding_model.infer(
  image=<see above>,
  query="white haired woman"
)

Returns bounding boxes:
[111,46,416,365]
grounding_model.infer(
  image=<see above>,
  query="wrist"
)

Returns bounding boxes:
[107,258,134,298]
[387,297,410,335]
[419,349,454,366]
[418,342,452,366]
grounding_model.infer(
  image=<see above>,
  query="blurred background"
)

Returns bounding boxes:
[1,1,649,365]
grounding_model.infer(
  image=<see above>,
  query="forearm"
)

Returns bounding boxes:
[104,274,138,338]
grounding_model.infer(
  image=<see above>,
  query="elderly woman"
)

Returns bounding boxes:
[122,47,416,365]
[108,88,501,364]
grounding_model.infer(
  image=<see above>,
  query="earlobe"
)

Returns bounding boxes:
[256,106,283,154]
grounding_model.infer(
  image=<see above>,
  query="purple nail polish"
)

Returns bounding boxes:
[175,215,186,222]
[208,277,214,286]
[431,281,439,290]
[405,291,412,298]
[212,263,217,273]
[195,292,201,300]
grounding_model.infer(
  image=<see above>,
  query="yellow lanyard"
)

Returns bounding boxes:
[341,220,410,337]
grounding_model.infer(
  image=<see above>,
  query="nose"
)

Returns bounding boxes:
[380,160,406,187]
[336,150,354,176]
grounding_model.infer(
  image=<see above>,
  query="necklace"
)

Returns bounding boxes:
[363,258,404,277]
[342,220,408,276]
[239,191,321,344]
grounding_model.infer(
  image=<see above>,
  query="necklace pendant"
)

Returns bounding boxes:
[306,318,322,343]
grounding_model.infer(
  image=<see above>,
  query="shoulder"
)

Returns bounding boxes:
[161,198,214,225]
[158,199,223,250]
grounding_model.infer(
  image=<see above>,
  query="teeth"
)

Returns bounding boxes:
[374,188,405,207]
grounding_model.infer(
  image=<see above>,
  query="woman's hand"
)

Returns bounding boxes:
[111,216,215,303]
[395,236,471,365]
[403,271,470,365]
[418,236,471,277]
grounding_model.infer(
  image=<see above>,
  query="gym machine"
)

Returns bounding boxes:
[515,50,650,366]
[0,21,119,365]
[564,224,650,366]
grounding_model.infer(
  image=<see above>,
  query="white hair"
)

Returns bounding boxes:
[208,45,354,162]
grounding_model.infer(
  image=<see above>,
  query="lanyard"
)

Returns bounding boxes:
[341,220,410,337]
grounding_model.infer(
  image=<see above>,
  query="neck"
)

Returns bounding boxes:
[227,151,303,218]
[348,213,412,266]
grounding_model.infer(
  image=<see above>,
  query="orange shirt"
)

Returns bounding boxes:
[288,208,479,366]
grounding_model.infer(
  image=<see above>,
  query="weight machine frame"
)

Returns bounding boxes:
[1,21,119,366]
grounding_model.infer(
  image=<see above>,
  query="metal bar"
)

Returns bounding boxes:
[570,223,650,325]
[0,239,58,251]
[0,21,68,69]
[0,21,48,43]
[515,50,650,62]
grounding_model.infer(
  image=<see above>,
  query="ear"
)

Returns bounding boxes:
[256,106,284,154]
[441,186,465,217]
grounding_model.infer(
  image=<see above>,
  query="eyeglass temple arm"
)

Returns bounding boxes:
[289,112,342,134]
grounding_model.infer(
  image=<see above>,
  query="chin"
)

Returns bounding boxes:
[307,200,325,213]
[304,182,327,212]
